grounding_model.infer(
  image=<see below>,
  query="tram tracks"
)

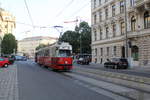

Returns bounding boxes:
[68,67,150,100]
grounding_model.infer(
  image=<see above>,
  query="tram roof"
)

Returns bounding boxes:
[36,42,71,52]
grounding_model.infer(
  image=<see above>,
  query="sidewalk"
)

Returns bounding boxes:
[0,64,18,100]
[130,65,150,71]
[89,62,150,71]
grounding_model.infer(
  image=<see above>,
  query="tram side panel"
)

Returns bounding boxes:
[35,42,73,71]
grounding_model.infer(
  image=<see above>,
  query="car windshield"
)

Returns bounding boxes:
[79,58,83,60]
[77,55,91,58]
[58,50,71,57]
[120,59,127,62]
[111,58,119,62]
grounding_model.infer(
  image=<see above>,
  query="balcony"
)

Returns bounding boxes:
[128,28,150,39]
[135,0,150,10]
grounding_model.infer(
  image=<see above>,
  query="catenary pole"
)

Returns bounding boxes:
[124,0,128,58]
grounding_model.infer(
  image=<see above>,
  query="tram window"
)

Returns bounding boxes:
[52,48,56,57]
[45,49,49,56]
[49,49,51,56]
[58,50,71,57]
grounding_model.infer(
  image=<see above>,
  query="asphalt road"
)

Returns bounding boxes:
[16,61,113,100]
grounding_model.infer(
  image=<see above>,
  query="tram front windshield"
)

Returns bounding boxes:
[58,50,71,57]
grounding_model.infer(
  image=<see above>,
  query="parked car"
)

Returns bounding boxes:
[76,54,91,65]
[21,56,27,61]
[8,57,15,64]
[1,54,15,64]
[104,58,128,69]
[15,56,27,61]
[0,57,10,68]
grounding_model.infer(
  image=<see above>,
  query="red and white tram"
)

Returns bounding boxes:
[35,42,73,71]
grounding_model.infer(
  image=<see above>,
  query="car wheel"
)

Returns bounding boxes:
[104,65,107,68]
[87,62,89,65]
[44,66,48,68]
[4,64,8,68]
[124,66,128,69]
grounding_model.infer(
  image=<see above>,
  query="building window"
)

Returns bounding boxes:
[99,11,102,21]
[5,25,7,28]
[94,0,96,8]
[112,5,116,17]
[99,0,101,5]
[106,47,109,56]
[94,30,97,41]
[94,14,97,24]
[120,1,125,13]
[106,27,109,39]
[114,46,117,56]
[100,48,103,56]
[100,27,103,40]
[130,0,135,6]
[112,24,116,37]
[131,16,136,31]
[100,58,103,64]
[121,22,125,35]
[105,8,108,19]
[95,48,97,56]
[144,12,150,29]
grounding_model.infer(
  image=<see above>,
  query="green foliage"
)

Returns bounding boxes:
[36,44,47,50]
[77,21,91,54]
[60,31,80,53]
[60,21,91,54]
[1,33,17,54]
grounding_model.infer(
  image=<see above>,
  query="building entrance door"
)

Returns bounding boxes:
[121,46,125,58]
[131,45,139,66]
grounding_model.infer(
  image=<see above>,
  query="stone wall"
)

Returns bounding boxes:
[136,35,150,66]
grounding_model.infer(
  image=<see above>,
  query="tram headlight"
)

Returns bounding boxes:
[65,61,68,64]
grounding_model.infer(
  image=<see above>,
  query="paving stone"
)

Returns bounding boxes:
[0,64,18,100]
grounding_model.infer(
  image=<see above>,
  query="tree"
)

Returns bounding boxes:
[1,34,17,54]
[76,21,91,54]
[36,44,47,50]
[60,21,91,54]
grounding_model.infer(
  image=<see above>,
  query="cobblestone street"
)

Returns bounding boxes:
[0,64,18,100]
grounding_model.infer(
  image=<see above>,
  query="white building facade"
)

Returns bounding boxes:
[0,8,16,56]
[0,8,16,38]
[91,0,150,67]
[18,36,57,58]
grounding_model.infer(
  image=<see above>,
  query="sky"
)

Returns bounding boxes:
[0,0,91,40]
